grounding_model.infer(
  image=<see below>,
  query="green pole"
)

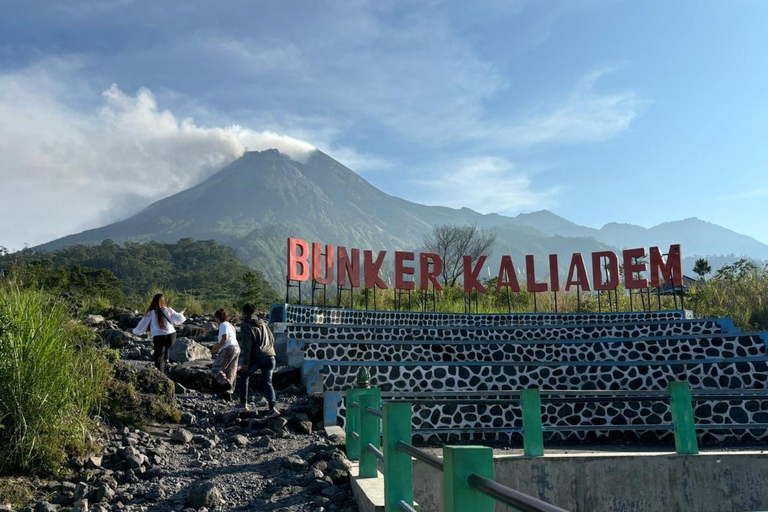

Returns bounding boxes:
[669,381,699,455]
[383,402,414,512]
[345,388,364,461]
[521,388,544,457]
[443,446,494,512]
[359,390,381,478]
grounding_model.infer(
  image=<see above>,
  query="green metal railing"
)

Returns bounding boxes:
[344,383,768,512]
[345,387,568,512]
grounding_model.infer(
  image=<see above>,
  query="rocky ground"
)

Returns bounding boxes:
[1,311,358,512]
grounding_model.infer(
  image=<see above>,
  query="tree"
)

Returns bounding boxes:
[693,258,711,280]
[423,224,496,287]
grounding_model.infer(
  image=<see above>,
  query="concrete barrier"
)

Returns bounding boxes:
[413,451,768,512]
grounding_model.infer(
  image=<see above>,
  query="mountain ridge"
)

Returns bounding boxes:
[40,149,768,288]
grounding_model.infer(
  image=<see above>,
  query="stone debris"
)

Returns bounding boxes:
[10,312,358,512]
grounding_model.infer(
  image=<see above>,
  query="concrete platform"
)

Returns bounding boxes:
[350,462,385,512]
[413,450,768,512]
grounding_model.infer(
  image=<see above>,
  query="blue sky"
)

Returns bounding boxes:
[1,0,767,249]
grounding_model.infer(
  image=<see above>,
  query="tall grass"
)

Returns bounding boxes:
[0,286,111,474]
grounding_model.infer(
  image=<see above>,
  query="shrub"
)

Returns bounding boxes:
[0,286,111,475]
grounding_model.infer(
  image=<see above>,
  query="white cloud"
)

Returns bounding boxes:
[0,60,327,249]
[418,157,561,214]
[499,68,648,147]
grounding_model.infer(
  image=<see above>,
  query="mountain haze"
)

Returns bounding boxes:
[41,150,768,288]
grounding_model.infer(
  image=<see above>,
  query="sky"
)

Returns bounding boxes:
[1,0,767,250]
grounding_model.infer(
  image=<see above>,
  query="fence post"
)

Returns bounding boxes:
[521,388,544,457]
[443,446,495,512]
[668,381,699,455]
[383,402,414,512]
[359,389,381,478]
[345,388,364,461]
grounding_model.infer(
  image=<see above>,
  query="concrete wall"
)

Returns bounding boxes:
[413,452,768,512]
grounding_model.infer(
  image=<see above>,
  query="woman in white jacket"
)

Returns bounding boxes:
[133,293,186,372]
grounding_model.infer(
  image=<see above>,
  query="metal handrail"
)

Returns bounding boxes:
[697,423,768,430]
[397,500,418,512]
[543,424,675,432]
[542,396,669,404]
[395,440,444,471]
[366,443,384,462]
[365,405,383,418]
[467,473,569,512]
[350,431,360,441]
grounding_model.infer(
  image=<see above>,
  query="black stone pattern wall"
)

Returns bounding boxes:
[284,305,768,443]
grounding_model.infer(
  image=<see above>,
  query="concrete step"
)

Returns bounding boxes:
[276,304,693,327]
[285,318,735,343]
[303,333,768,364]
[306,358,768,394]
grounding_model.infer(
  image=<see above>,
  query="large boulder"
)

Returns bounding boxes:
[106,362,181,424]
[169,360,216,392]
[169,337,211,363]
[100,329,137,349]
[187,482,223,509]
[115,313,143,330]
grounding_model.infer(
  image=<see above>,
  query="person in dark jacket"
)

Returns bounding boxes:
[236,303,279,416]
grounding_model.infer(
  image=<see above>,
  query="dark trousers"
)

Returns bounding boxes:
[152,332,176,373]
[237,356,276,408]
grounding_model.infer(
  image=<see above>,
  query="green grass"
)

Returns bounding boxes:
[0,285,112,475]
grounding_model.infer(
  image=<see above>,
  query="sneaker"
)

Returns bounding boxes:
[266,409,281,418]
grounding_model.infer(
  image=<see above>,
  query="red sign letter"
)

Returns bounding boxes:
[364,250,388,290]
[337,247,360,288]
[287,237,310,281]
[419,253,443,291]
[623,248,648,289]
[395,251,415,290]
[549,254,560,292]
[525,255,548,293]
[496,255,521,293]
[312,243,334,285]
[592,251,619,290]
[649,244,683,288]
[463,255,487,293]
[565,253,591,291]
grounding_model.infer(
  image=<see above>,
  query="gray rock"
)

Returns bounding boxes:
[0,506,13,512]
[86,456,103,469]
[254,436,271,448]
[169,361,215,392]
[95,484,115,503]
[289,413,313,434]
[329,468,349,484]
[328,456,352,473]
[231,435,248,446]
[60,481,77,494]
[100,329,134,349]
[306,479,330,494]
[175,383,189,396]
[320,486,341,497]
[34,503,57,512]
[281,454,308,471]
[86,314,106,326]
[73,483,91,501]
[171,429,193,444]
[186,482,222,509]
[168,338,211,363]
[267,417,288,432]
[71,499,88,512]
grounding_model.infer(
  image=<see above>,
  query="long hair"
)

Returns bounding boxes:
[146,293,167,330]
